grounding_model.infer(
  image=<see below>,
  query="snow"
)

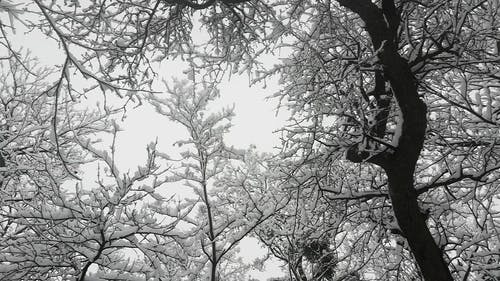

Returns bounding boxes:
[391,105,403,147]
[115,38,128,49]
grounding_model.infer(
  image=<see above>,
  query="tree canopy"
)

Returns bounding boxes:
[1,0,499,280]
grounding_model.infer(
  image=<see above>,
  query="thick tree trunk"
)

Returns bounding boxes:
[338,0,454,280]
[386,166,453,281]
[381,24,455,281]
[382,55,453,280]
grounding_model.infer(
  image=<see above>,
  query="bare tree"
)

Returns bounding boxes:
[0,53,197,280]
[3,0,500,280]
[148,74,287,280]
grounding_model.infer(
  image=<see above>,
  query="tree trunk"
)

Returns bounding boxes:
[202,180,218,281]
[381,24,455,281]
[338,0,454,280]
[200,163,218,281]
[386,166,453,281]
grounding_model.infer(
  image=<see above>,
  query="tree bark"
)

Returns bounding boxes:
[338,0,454,280]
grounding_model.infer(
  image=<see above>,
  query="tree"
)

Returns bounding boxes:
[255,187,342,281]
[0,53,190,280]
[149,75,286,280]
[15,0,275,94]
[266,1,500,280]
[0,52,106,278]
[4,0,500,280]
[254,156,424,281]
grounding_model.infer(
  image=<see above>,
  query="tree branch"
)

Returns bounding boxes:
[416,164,500,195]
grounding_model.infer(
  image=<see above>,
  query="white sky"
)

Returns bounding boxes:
[3,8,289,280]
